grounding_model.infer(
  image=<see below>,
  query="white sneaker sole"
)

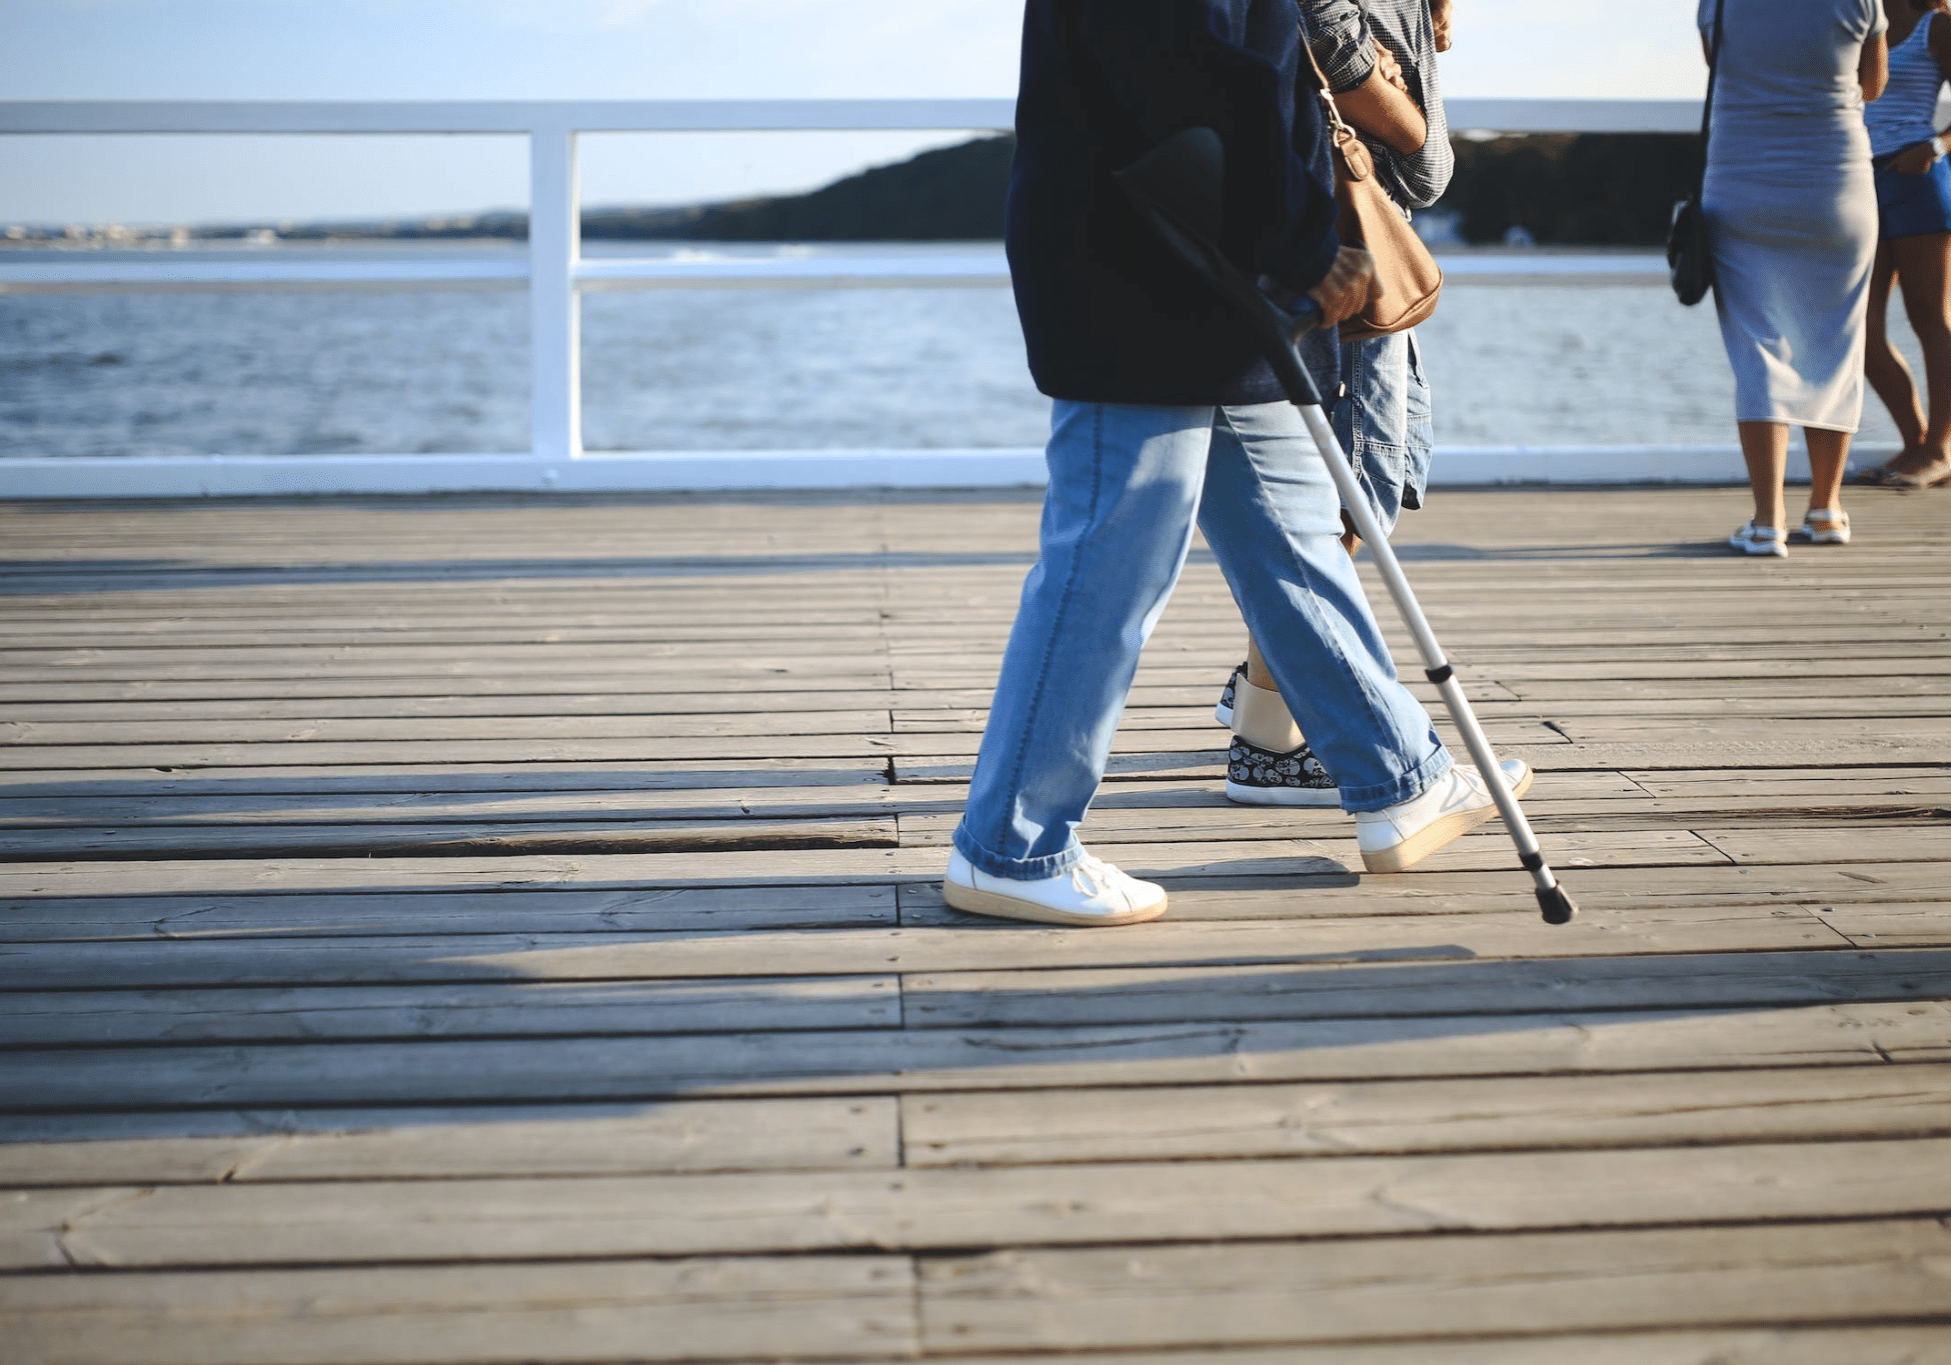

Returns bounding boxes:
[1224,778,1341,807]
[941,879,1167,927]
[1359,764,1535,874]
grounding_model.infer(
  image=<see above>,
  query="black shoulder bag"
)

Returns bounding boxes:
[1668,0,1725,306]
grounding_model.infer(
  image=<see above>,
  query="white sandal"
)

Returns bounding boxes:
[1727,520,1788,557]
[1792,508,1851,545]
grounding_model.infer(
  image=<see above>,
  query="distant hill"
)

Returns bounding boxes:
[585,130,1698,247]
[1440,133,1704,246]
[582,134,1017,242]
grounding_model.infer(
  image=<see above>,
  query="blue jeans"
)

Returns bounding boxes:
[1336,328,1433,535]
[953,398,1453,880]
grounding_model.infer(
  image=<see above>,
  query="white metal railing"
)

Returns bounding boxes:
[0,98,1721,495]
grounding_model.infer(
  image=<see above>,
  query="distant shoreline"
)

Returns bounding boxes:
[4,131,1704,249]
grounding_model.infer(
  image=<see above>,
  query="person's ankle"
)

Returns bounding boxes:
[1233,673,1302,753]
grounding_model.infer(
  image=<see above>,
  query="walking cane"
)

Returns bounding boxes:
[1118,128,1579,925]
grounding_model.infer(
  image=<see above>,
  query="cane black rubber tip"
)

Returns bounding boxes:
[1537,884,1578,925]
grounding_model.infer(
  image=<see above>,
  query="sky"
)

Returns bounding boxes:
[0,0,1708,228]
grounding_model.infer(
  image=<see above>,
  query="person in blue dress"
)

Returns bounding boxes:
[1860,0,1951,489]
[1700,0,1888,556]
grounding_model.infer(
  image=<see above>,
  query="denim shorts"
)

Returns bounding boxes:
[1333,328,1433,534]
[1874,151,1951,240]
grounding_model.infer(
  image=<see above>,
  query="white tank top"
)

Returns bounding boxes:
[1865,13,1947,157]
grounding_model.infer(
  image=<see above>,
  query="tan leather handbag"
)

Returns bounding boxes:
[1305,42,1444,340]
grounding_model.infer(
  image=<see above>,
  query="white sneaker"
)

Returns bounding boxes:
[1727,520,1788,557]
[1355,759,1534,874]
[943,848,1167,926]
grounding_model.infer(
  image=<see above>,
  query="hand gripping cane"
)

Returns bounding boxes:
[1117,128,1578,925]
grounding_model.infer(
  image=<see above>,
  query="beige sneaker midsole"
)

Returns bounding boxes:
[940,879,1167,927]
[1360,765,1535,875]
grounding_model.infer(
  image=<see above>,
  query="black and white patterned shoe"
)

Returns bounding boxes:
[1213,660,1247,727]
[1224,734,1340,807]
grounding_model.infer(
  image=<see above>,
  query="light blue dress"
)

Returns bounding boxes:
[1699,0,1885,431]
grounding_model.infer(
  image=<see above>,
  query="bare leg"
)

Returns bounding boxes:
[1738,420,1789,532]
[1890,231,1951,475]
[1804,427,1851,516]
[1864,240,1925,466]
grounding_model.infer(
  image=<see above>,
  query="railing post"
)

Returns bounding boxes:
[529,126,581,462]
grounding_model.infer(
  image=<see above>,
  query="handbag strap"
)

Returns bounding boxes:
[1297,23,1356,142]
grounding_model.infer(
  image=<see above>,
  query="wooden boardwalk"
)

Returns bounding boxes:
[1,483,1949,1364]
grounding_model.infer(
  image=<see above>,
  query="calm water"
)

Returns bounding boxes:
[0,243,1930,458]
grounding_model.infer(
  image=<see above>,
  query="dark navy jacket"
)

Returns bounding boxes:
[1006,0,1342,406]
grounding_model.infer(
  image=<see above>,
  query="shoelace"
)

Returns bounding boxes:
[1069,855,1118,901]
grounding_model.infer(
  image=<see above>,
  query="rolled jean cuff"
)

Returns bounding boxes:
[1335,743,1454,813]
[951,822,1084,881]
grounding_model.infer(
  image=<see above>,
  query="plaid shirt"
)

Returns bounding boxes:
[1301,0,1454,209]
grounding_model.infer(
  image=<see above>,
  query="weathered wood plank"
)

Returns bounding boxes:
[0,675,898,702]
[902,1065,1951,1165]
[0,786,911,828]
[0,709,894,744]
[0,631,895,664]
[900,1327,1951,1365]
[1701,826,1951,867]
[1,1003,1943,1109]
[0,815,901,860]
[900,950,1951,1029]
[0,734,902,768]
[1515,675,1951,700]
[0,690,908,721]
[0,1256,919,1365]
[0,976,899,1046]
[0,885,897,942]
[0,848,949,896]
[0,651,898,683]
[0,1097,899,1185]
[1630,766,1951,795]
[1822,904,1951,947]
[916,1219,1951,1352]
[7,1139,1951,1270]
[0,757,893,794]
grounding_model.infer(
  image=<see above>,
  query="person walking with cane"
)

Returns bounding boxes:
[943,0,1530,927]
